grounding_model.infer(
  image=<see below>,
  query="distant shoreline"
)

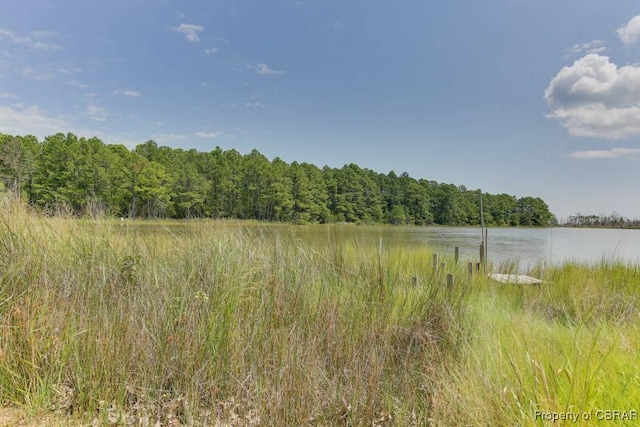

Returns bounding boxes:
[557,224,640,230]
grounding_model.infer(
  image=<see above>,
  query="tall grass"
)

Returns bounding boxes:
[437,263,640,426]
[0,195,638,426]
[0,196,472,425]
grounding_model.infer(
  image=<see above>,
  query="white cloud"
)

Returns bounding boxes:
[67,80,89,89]
[29,30,57,39]
[0,28,61,51]
[31,41,59,51]
[333,21,345,31]
[547,105,640,139]
[617,15,640,45]
[0,104,68,137]
[85,104,108,122]
[0,28,26,43]
[171,24,204,43]
[0,92,17,99]
[56,64,82,74]
[21,64,82,81]
[256,63,284,75]
[115,89,142,97]
[205,47,218,55]
[245,102,265,108]
[563,40,606,59]
[545,54,640,139]
[195,131,222,138]
[22,66,54,81]
[0,103,128,143]
[568,147,640,159]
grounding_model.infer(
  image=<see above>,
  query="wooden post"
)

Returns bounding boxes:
[484,229,488,270]
[446,273,454,287]
[479,189,485,263]
[454,246,459,264]
[468,262,473,278]
[411,276,417,286]
[476,262,481,273]
[377,237,383,289]
[440,262,446,275]
[479,242,485,270]
[432,253,438,270]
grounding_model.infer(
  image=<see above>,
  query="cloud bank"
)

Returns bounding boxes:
[568,147,640,159]
[545,54,640,139]
[0,28,61,51]
[0,104,68,137]
[546,15,640,140]
[195,131,222,138]
[617,15,640,45]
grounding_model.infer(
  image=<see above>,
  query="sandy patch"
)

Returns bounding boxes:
[0,407,83,427]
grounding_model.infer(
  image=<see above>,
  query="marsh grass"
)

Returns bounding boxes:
[0,195,638,426]
[438,258,640,426]
[0,196,473,425]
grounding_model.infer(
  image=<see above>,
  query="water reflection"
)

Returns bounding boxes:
[291,225,640,271]
[117,221,640,271]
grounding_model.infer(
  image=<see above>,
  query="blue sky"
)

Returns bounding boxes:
[2,0,640,220]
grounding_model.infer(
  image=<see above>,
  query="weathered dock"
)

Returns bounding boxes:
[488,274,543,285]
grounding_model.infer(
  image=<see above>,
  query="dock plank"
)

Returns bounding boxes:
[488,274,542,285]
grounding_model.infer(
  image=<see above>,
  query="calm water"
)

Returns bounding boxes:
[122,222,640,271]
[290,225,640,271]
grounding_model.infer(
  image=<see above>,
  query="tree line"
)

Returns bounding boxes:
[562,213,640,229]
[0,132,556,226]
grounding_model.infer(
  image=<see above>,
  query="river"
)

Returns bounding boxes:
[121,222,640,272]
[289,225,640,272]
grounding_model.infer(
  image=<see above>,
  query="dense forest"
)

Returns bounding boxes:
[0,132,556,226]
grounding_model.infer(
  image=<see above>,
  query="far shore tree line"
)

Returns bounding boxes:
[0,132,557,226]
[560,213,640,229]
